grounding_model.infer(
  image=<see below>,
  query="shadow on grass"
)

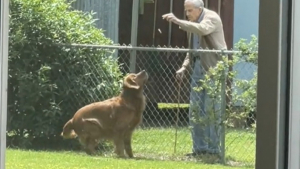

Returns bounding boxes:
[6,135,114,154]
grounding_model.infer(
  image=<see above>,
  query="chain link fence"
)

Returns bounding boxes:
[6,0,258,168]
[47,43,257,167]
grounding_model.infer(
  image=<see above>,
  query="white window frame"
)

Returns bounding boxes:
[256,0,300,168]
[287,0,300,168]
[0,0,9,168]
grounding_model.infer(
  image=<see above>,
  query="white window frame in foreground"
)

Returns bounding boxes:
[0,0,9,169]
[256,0,300,168]
[288,0,300,168]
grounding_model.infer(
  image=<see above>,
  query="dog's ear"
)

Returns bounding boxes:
[124,76,140,89]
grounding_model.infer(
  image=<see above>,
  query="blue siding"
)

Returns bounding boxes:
[233,0,259,44]
[233,0,259,106]
[69,0,119,43]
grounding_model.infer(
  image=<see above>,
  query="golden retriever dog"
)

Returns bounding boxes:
[61,70,148,158]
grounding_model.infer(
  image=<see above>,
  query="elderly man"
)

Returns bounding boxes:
[162,0,227,156]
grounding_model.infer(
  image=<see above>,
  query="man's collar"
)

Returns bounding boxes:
[197,8,205,23]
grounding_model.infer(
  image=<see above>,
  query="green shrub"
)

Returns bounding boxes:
[230,35,258,128]
[232,35,258,113]
[8,0,123,147]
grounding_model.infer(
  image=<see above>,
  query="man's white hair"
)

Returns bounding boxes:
[184,0,204,9]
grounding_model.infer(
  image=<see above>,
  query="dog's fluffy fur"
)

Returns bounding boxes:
[61,70,148,158]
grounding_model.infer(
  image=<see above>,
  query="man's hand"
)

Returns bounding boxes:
[176,67,186,81]
[162,13,179,24]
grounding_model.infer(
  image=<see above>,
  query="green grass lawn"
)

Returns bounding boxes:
[6,127,255,169]
[6,149,254,169]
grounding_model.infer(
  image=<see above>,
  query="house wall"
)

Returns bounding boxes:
[233,0,259,44]
[69,0,120,43]
[233,0,259,106]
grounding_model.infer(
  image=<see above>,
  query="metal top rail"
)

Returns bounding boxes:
[56,43,242,55]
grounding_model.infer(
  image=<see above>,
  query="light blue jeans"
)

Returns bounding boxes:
[189,59,222,154]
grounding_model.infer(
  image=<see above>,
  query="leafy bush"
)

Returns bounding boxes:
[8,0,123,147]
[234,36,258,112]
[229,35,258,128]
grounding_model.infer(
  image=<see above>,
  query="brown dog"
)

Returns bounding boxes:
[61,70,148,158]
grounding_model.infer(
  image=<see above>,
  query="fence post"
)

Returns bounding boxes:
[130,0,139,73]
[220,68,226,164]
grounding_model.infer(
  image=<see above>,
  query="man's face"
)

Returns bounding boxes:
[184,1,202,22]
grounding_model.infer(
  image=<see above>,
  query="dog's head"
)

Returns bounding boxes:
[123,70,148,91]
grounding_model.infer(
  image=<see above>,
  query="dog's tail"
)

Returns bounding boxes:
[61,119,77,139]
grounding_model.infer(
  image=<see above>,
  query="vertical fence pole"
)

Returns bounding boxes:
[220,69,226,164]
[0,0,9,168]
[167,0,173,47]
[130,0,139,73]
[113,0,120,59]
